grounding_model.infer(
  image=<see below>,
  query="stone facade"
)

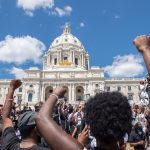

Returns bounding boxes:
[0,25,143,105]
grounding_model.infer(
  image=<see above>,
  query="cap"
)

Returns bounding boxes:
[17,111,36,131]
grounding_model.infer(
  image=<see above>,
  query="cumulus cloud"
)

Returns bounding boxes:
[104,54,144,77]
[9,67,26,79]
[114,14,120,19]
[17,0,54,16]
[0,35,46,64]
[80,22,85,27]
[52,6,72,17]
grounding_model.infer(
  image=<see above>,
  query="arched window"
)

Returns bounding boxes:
[45,86,53,101]
[54,58,57,65]
[64,57,68,61]
[75,58,78,65]
[76,86,84,101]
[28,93,33,102]
[30,85,33,88]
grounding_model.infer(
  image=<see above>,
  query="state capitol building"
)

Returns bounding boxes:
[0,24,142,105]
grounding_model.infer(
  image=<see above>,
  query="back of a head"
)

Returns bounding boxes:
[85,92,132,144]
[17,111,36,139]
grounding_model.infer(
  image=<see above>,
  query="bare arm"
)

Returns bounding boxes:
[130,140,145,147]
[2,80,22,131]
[36,87,83,150]
[133,35,150,74]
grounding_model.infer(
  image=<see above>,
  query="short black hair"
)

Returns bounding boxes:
[85,92,132,144]
[20,125,36,139]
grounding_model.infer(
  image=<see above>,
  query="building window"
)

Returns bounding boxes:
[77,89,81,93]
[54,58,57,65]
[76,96,82,101]
[64,57,68,61]
[75,58,78,65]
[49,89,53,93]
[128,94,133,100]
[28,93,33,102]
[95,84,99,88]
[65,39,68,42]
[30,85,33,88]
[19,88,22,92]
[117,86,121,91]
[106,87,110,92]
[17,95,22,104]
[128,86,131,91]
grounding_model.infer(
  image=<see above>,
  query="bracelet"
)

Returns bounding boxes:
[6,99,13,101]
[50,94,59,101]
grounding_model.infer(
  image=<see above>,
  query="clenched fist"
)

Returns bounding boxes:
[133,35,150,53]
[9,80,22,90]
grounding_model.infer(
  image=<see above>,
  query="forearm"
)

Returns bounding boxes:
[36,94,83,150]
[141,47,150,75]
[2,88,14,120]
[130,140,145,147]
[38,95,57,118]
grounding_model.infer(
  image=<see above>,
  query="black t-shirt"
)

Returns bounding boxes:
[129,128,145,150]
[2,127,50,150]
[93,147,120,150]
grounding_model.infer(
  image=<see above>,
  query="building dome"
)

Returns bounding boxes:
[50,24,84,50]
[44,24,90,71]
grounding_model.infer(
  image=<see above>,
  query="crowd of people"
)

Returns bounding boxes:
[0,35,150,150]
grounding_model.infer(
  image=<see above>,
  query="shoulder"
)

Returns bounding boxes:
[33,145,51,150]
[2,127,19,150]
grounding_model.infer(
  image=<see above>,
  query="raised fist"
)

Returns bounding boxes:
[133,35,150,53]
[9,80,22,90]
[53,87,66,97]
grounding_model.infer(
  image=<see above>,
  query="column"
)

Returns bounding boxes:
[69,84,72,102]
[72,84,75,103]
[88,57,90,69]
[60,51,62,62]
[72,51,73,63]
[82,54,84,67]
[57,52,59,65]
[49,54,51,65]
[41,84,45,102]
[73,51,75,64]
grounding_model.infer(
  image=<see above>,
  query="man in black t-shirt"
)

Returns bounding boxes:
[129,122,145,150]
[2,80,50,150]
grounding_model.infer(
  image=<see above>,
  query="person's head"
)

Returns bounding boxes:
[85,92,132,147]
[140,81,144,85]
[17,111,40,141]
[134,122,142,130]
[137,107,142,114]
[68,104,73,113]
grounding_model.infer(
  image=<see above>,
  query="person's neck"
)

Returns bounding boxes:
[20,137,37,148]
[97,140,119,150]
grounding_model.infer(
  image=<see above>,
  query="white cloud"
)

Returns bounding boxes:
[104,54,144,78]
[0,35,46,64]
[80,22,85,27]
[17,0,54,16]
[9,67,26,79]
[114,14,120,19]
[52,6,72,17]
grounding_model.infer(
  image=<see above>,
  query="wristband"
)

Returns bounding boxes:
[50,94,59,101]
[6,99,13,101]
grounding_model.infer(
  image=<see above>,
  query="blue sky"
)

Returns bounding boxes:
[0,0,150,79]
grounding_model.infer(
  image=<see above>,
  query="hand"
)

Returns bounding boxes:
[9,80,22,90]
[133,35,150,53]
[77,125,89,147]
[53,87,66,97]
